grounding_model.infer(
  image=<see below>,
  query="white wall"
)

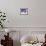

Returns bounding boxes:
[0,0,46,27]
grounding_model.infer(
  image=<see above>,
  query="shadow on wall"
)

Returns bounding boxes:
[13,40,21,46]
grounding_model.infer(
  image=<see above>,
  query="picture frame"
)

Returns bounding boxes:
[20,8,28,15]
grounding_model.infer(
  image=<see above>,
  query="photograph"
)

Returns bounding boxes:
[20,8,28,15]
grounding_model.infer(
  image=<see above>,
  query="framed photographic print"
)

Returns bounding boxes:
[20,8,28,15]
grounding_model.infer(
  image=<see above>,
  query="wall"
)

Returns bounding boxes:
[0,0,46,27]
